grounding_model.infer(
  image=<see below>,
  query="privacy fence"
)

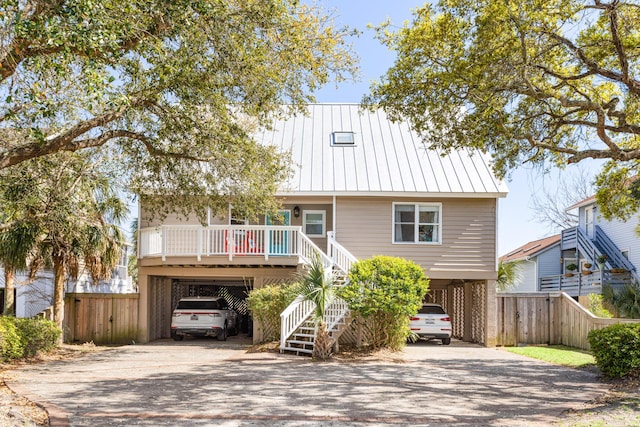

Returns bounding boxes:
[64,293,139,345]
[497,292,640,350]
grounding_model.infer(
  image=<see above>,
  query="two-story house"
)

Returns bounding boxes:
[136,104,508,347]
[500,195,638,296]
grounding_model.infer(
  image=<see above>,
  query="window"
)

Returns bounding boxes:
[303,210,326,237]
[393,203,441,244]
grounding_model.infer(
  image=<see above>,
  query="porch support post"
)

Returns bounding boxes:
[464,281,473,342]
[485,279,497,347]
[161,226,167,261]
[137,273,150,343]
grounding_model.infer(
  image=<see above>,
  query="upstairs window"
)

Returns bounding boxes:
[330,131,356,146]
[303,210,326,237]
[393,203,441,244]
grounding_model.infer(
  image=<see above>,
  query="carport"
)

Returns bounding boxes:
[426,279,493,345]
[138,265,297,343]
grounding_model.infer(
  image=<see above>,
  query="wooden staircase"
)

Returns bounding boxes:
[280,232,356,356]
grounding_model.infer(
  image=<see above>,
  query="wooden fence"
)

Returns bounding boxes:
[497,292,640,350]
[64,293,139,345]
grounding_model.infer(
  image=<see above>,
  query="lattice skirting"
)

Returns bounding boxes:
[470,281,486,345]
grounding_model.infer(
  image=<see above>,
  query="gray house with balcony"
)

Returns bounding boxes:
[136,104,509,349]
[500,195,639,297]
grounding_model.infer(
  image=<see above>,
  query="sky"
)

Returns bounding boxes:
[311,0,601,256]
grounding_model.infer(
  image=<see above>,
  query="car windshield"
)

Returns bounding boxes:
[418,305,445,314]
[176,300,220,310]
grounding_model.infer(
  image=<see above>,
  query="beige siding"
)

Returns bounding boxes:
[335,197,497,278]
[140,205,202,228]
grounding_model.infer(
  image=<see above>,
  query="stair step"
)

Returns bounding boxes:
[286,339,315,347]
[281,346,313,355]
[292,333,315,338]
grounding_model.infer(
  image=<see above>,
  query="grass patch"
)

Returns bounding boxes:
[504,345,596,368]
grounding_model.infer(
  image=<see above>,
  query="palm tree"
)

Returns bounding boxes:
[0,152,126,337]
[497,260,523,292]
[602,283,640,319]
[0,222,42,315]
[296,256,335,359]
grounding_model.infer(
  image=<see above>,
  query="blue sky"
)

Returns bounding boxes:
[312,0,601,255]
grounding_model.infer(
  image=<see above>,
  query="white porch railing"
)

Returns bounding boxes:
[280,296,316,350]
[327,231,358,275]
[139,225,303,261]
[280,232,358,354]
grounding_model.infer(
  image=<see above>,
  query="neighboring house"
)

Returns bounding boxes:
[0,244,135,318]
[500,195,639,296]
[500,235,561,293]
[137,104,509,347]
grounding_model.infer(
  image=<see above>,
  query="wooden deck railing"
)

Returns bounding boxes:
[540,270,632,296]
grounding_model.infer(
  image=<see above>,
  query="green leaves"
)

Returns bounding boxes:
[338,256,429,350]
[366,0,640,218]
[0,0,357,220]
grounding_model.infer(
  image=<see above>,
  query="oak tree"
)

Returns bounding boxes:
[365,0,640,219]
[0,0,357,220]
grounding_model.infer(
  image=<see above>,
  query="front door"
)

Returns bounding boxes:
[585,207,594,238]
[266,210,291,255]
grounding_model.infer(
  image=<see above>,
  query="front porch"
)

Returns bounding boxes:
[139,225,333,265]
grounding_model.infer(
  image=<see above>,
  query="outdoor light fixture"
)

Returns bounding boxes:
[293,206,300,217]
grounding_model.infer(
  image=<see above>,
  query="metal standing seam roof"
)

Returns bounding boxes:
[256,104,509,198]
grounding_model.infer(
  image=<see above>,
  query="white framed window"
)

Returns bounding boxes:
[393,203,442,244]
[303,210,326,237]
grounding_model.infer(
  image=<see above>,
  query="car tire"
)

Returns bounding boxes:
[442,338,451,345]
[173,335,184,341]
[217,324,227,341]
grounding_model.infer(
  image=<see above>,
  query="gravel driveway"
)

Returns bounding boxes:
[5,338,608,426]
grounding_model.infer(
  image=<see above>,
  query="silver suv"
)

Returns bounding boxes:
[171,297,239,341]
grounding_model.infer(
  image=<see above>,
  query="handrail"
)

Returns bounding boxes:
[280,296,316,351]
[299,232,333,269]
[594,225,635,272]
[327,231,357,275]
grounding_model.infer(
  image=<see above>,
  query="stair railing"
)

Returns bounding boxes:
[280,295,316,351]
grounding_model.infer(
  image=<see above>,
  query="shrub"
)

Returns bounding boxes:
[588,323,640,378]
[588,293,613,318]
[14,317,61,357]
[247,283,298,342]
[0,316,60,361]
[337,256,430,351]
[0,316,24,361]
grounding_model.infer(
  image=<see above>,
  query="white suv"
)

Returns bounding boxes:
[409,303,452,345]
[171,297,239,341]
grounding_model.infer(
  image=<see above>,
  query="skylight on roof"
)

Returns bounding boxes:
[330,131,356,146]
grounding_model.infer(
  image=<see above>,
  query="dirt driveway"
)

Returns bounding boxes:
[5,338,609,426]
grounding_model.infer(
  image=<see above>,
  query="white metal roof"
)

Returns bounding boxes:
[256,104,508,198]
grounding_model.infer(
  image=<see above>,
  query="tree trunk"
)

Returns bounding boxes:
[52,255,66,344]
[3,266,15,316]
[312,321,332,360]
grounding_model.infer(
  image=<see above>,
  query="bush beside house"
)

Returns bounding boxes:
[588,323,640,378]
[338,256,430,351]
[247,283,298,342]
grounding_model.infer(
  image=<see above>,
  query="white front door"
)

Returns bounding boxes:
[585,207,594,238]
